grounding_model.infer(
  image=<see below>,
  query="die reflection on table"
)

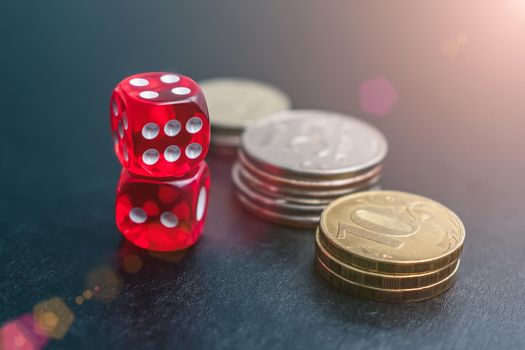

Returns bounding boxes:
[117,239,190,276]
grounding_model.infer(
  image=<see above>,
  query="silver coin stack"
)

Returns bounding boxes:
[200,78,291,154]
[232,110,388,228]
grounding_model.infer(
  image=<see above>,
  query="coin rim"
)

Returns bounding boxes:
[234,191,319,229]
[238,156,381,198]
[315,228,460,289]
[211,133,241,147]
[319,190,466,273]
[316,256,459,302]
[241,110,388,177]
[239,151,384,188]
[232,162,327,213]
[211,125,243,137]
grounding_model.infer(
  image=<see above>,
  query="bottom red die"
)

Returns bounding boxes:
[115,162,210,251]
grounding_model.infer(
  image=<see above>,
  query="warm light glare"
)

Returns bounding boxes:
[123,254,144,274]
[85,267,122,301]
[441,33,468,58]
[33,298,75,340]
[82,290,93,300]
[0,314,49,350]
[359,77,398,117]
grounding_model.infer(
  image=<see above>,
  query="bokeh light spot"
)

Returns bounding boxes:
[0,314,49,350]
[441,37,461,58]
[33,298,74,340]
[359,77,398,117]
[123,254,143,274]
[75,296,84,305]
[457,33,469,45]
[82,290,93,300]
[441,33,468,58]
[85,267,122,301]
[14,335,26,347]
[42,313,58,329]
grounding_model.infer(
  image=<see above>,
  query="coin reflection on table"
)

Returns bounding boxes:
[315,190,465,302]
[232,110,388,228]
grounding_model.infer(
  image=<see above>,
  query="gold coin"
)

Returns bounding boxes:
[319,191,465,273]
[315,228,459,289]
[316,256,459,302]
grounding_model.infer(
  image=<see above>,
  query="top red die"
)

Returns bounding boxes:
[110,72,210,178]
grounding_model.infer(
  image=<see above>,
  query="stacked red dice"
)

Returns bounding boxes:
[110,72,211,251]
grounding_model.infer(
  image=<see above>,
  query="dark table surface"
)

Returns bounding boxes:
[2,1,525,349]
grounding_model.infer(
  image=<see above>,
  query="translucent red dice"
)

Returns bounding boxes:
[115,162,210,251]
[110,72,210,178]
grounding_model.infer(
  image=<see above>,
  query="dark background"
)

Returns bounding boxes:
[2,1,525,349]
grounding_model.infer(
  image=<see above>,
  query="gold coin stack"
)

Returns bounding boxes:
[315,190,465,302]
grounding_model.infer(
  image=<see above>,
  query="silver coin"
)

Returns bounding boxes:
[234,191,320,229]
[236,162,381,203]
[200,78,291,131]
[239,151,384,189]
[210,131,242,155]
[211,125,243,138]
[241,110,388,179]
[209,144,238,156]
[232,163,327,213]
[211,133,241,147]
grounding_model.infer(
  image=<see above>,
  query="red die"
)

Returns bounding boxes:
[110,72,210,179]
[115,161,210,251]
